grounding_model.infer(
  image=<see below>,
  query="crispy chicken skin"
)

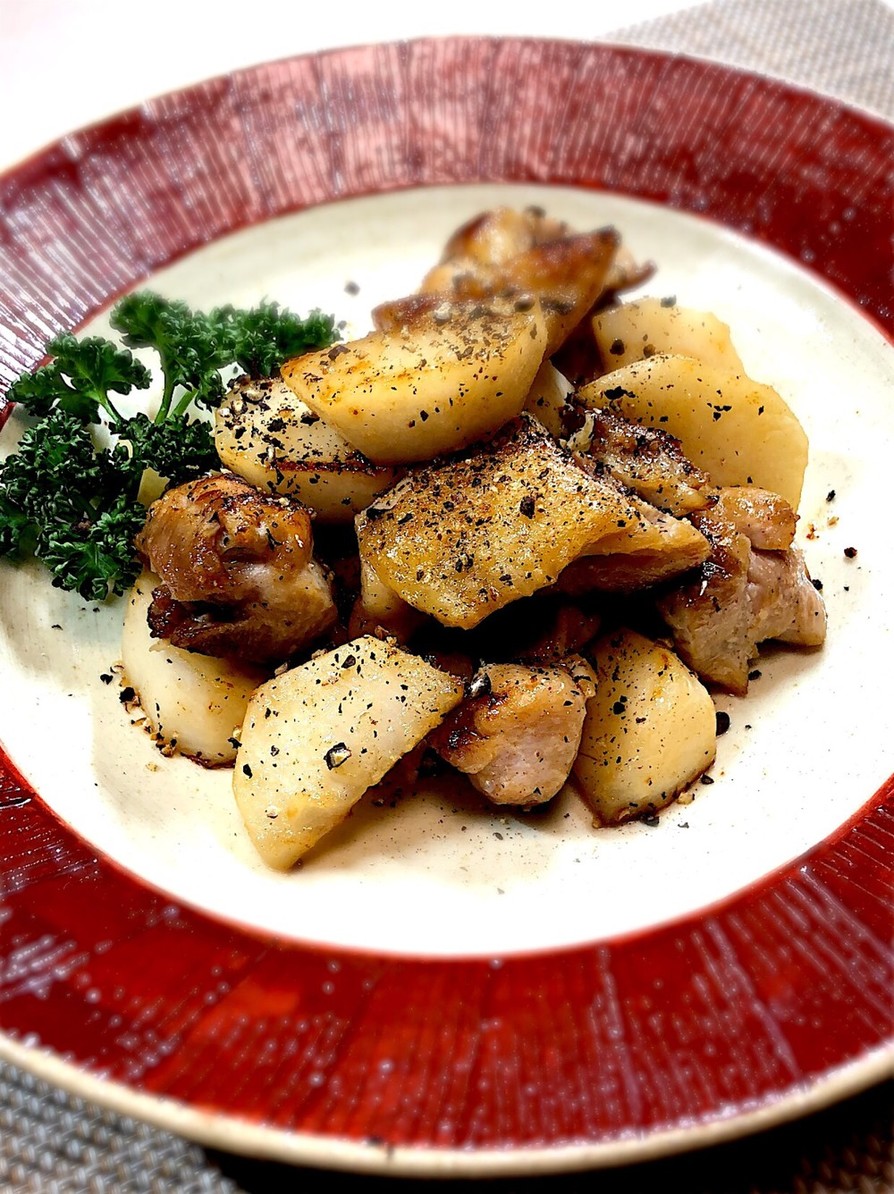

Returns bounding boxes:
[436,206,569,263]
[356,414,711,628]
[431,660,596,806]
[659,487,826,693]
[569,406,714,517]
[556,517,712,593]
[708,484,797,550]
[410,207,621,357]
[136,473,337,664]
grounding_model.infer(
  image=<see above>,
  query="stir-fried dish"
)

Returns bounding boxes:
[2,206,827,868]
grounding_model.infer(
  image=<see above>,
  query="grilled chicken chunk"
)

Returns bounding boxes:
[431,660,596,806]
[555,507,712,594]
[356,415,710,629]
[136,473,336,664]
[436,206,569,263]
[708,484,797,550]
[659,487,825,693]
[569,406,714,516]
[747,548,827,648]
[410,207,621,356]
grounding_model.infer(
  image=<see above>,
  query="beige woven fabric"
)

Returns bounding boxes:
[613,0,894,118]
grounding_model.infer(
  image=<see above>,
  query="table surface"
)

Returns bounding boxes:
[0,0,892,1190]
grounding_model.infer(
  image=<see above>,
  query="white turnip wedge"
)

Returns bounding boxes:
[578,354,808,509]
[121,571,263,766]
[592,297,745,372]
[280,300,547,465]
[214,377,398,521]
[573,628,716,825]
[234,635,463,868]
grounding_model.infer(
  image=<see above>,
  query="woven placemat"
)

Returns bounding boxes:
[613,0,894,118]
[1,0,892,1189]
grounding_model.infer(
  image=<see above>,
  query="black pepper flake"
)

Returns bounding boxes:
[748,669,762,681]
[660,295,676,307]
[715,711,731,735]
[826,489,836,502]
[811,577,824,591]
[99,673,113,685]
[325,743,351,769]
[242,763,253,778]
[609,338,625,355]
[344,280,360,295]
[700,774,715,785]
[641,812,660,827]
[844,546,857,559]
[341,654,357,669]
[119,686,135,704]
[519,495,536,518]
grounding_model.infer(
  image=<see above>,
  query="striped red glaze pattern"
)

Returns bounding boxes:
[0,40,892,1160]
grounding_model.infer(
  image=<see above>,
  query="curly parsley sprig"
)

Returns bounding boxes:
[0,292,338,600]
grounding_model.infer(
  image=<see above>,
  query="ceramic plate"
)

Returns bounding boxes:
[0,39,891,1177]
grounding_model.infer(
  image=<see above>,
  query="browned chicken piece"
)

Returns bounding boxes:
[556,508,712,594]
[658,490,826,693]
[136,473,337,664]
[601,245,656,297]
[709,485,797,550]
[513,600,603,665]
[436,206,573,265]
[747,548,827,647]
[410,207,621,357]
[431,660,596,806]
[356,414,711,629]
[569,406,714,517]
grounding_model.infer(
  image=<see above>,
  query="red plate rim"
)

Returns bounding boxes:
[0,38,892,1175]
